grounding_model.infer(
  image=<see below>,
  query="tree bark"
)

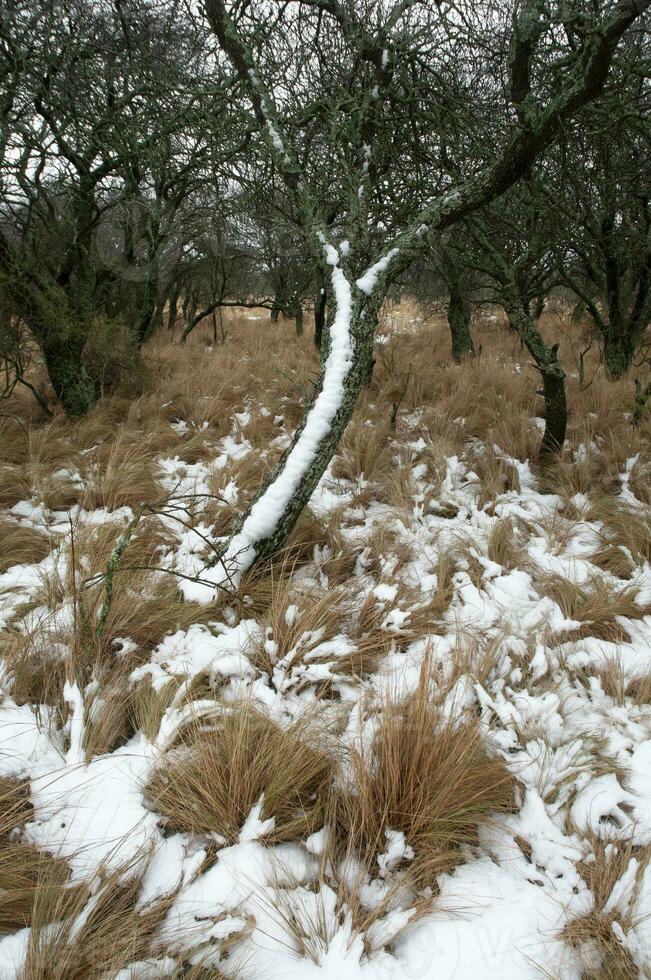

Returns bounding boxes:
[246,303,374,562]
[41,337,95,417]
[501,280,567,457]
[270,286,286,322]
[447,285,475,362]
[439,244,475,362]
[133,280,158,347]
[209,273,378,583]
[603,329,633,380]
[180,298,222,344]
[539,365,568,456]
[0,232,96,415]
[167,290,179,331]
[633,379,651,426]
[314,284,326,349]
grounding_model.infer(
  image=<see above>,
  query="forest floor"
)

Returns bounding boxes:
[0,303,650,979]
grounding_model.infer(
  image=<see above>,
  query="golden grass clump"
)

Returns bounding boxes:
[0,520,51,572]
[589,499,651,575]
[627,456,651,505]
[331,413,394,485]
[468,443,522,507]
[0,464,28,509]
[146,703,334,844]
[282,507,334,567]
[358,523,413,579]
[539,448,621,502]
[250,581,351,672]
[0,777,77,935]
[336,669,516,888]
[561,836,650,980]
[539,573,649,644]
[79,435,161,512]
[487,516,527,571]
[20,864,179,980]
[2,627,67,709]
[69,518,215,664]
[597,655,651,707]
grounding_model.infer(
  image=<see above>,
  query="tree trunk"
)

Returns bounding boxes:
[633,379,651,426]
[539,366,568,456]
[314,285,326,349]
[134,281,158,348]
[180,299,221,344]
[270,288,285,322]
[294,301,304,336]
[208,270,377,587]
[168,290,179,331]
[0,235,96,416]
[212,307,225,344]
[447,286,475,362]
[603,329,633,380]
[501,280,567,457]
[42,337,95,417]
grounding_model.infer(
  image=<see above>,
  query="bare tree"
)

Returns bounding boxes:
[199,0,649,588]
[556,114,650,379]
[0,0,238,412]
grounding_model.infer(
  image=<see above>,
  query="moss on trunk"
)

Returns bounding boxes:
[448,287,475,363]
[603,331,634,381]
[42,339,95,417]
[501,279,567,458]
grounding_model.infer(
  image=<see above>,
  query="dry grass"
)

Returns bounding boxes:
[562,836,651,980]
[3,517,219,754]
[69,519,215,661]
[2,626,68,708]
[589,498,651,575]
[0,520,51,572]
[539,573,650,644]
[467,443,521,507]
[487,516,527,571]
[146,702,334,843]
[628,455,651,505]
[78,434,162,512]
[20,863,179,979]
[266,864,429,965]
[360,522,414,578]
[0,777,77,935]
[248,583,388,689]
[540,451,621,502]
[336,666,516,889]
[249,579,351,671]
[0,306,650,970]
[597,656,651,707]
[331,411,394,485]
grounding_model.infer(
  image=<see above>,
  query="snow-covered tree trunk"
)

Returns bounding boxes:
[208,259,383,588]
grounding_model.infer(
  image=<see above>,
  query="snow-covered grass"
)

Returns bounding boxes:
[0,305,650,977]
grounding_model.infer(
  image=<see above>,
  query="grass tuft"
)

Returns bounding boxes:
[336,666,516,888]
[146,702,334,844]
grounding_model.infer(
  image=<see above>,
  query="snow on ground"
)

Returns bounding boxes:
[0,339,650,978]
